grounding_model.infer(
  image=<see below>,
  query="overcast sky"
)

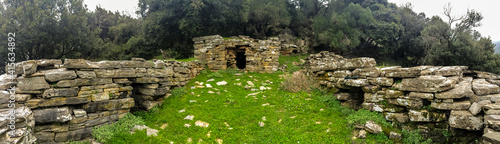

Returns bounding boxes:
[83,0,500,42]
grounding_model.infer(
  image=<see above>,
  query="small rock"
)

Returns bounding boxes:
[236,83,242,86]
[244,86,252,89]
[234,73,243,76]
[179,109,185,113]
[262,117,266,121]
[189,100,197,103]
[262,103,270,106]
[184,124,191,127]
[236,79,240,81]
[216,139,223,144]
[184,115,194,120]
[191,86,195,89]
[187,137,192,143]
[258,122,265,127]
[216,81,227,86]
[206,84,212,88]
[207,79,215,82]
[130,125,159,136]
[251,88,259,91]
[208,91,215,94]
[247,81,254,86]
[290,116,296,119]
[364,121,382,134]
[195,120,210,128]
[160,123,168,129]
[389,131,402,140]
[260,86,267,91]
[358,130,367,139]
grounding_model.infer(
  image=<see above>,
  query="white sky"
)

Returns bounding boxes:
[388,0,500,42]
[83,0,500,42]
[83,0,139,18]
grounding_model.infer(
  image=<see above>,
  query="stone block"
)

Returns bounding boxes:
[449,110,483,131]
[17,76,50,91]
[394,76,456,92]
[431,101,471,110]
[33,107,72,124]
[473,79,500,96]
[42,69,77,82]
[42,87,79,98]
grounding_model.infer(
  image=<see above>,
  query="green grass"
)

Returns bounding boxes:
[279,54,309,73]
[100,69,397,143]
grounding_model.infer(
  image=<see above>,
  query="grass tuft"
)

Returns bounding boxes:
[92,113,145,143]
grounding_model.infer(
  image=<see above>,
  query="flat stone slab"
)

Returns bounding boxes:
[483,132,500,144]
[394,75,456,92]
[449,110,483,131]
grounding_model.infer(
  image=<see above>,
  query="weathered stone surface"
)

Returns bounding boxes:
[130,125,159,136]
[364,93,384,103]
[364,121,382,134]
[352,67,381,78]
[76,71,96,79]
[449,110,483,131]
[408,110,446,122]
[33,107,72,124]
[475,71,500,80]
[95,69,136,78]
[0,74,15,90]
[331,70,352,78]
[483,132,500,144]
[35,123,69,133]
[134,77,160,83]
[64,59,99,69]
[22,60,37,75]
[54,127,92,142]
[42,87,79,98]
[469,102,482,115]
[473,79,500,96]
[431,101,471,110]
[113,78,132,84]
[37,59,62,67]
[385,90,405,98]
[82,99,130,113]
[389,98,423,109]
[384,112,409,123]
[138,87,168,96]
[435,77,474,99]
[73,109,87,118]
[147,68,174,77]
[433,66,468,76]
[483,104,500,110]
[119,61,154,68]
[381,67,421,78]
[393,76,456,92]
[344,79,369,87]
[368,77,394,87]
[484,115,500,131]
[17,76,50,91]
[42,69,77,82]
[407,92,433,99]
[35,132,55,143]
[361,85,381,93]
[336,93,363,101]
[40,97,91,107]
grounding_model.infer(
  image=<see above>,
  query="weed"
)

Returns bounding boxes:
[171,87,187,97]
[402,129,432,144]
[346,109,391,127]
[280,70,319,93]
[207,72,223,78]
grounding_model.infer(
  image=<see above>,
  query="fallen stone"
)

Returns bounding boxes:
[449,110,483,131]
[473,79,500,96]
[364,121,382,134]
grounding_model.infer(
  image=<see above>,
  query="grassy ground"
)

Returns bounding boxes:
[92,55,400,144]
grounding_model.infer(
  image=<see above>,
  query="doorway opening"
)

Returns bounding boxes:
[235,46,247,69]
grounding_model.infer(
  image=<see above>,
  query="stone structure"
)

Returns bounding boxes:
[305,51,500,143]
[0,58,202,143]
[277,33,309,55]
[193,35,281,73]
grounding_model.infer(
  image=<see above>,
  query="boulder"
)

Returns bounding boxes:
[431,101,471,110]
[42,69,77,82]
[394,76,456,92]
[33,107,72,124]
[449,110,483,131]
[473,79,500,96]
[17,76,50,91]
[435,77,474,99]
[364,121,382,134]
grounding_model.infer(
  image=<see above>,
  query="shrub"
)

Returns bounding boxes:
[92,113,145,143]
[280,70,319,93]
[207,72,223,78]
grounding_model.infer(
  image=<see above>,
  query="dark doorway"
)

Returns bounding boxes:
[236,48,246,69]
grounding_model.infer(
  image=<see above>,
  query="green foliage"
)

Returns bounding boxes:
[402,129,433,144]
[92,113,145,143]
[346,109,391,127]
[171,88,187,98]
[207,72,224,78]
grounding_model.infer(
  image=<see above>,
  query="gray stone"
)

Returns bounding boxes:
[95,69,136,78]
[37,59,62,67]
[431,101,471,110]
[381,67,421,78]
[0,74,16,90]
[483,104,500,110]
[469,102,482,115]
[134,77,160,83]
[42,87,79,98]
[473,79,500,96]
[73,109,87,118]
[435,77,474,99]
[54,127,92,142]
[33,107,72,124]
[22,60,37,75]
[394,75,456,92]
[352,67,381,78]
[17,76,50,91]
[385,90,405,98]
[35,132,55,143]
[76,71,96,79]
[484,115,500,131]
[343,79,369,87]
[364,93,384,103]
[332,70,352,78]
[449,110,483,131]
[408,110,446,122]
[364,121,382,134]
[361,85,381,93]
[42,69,77,82]
[407,92,434,99]
[384,113,409,123]
[483,132,500,144]
[389,98,423,109]
[130,125,159,136]
[475,71,500,80]
[433,66,468,76]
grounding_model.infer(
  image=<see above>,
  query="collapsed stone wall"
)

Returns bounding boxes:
[193,35,281,73]
[277,33,309,55]
[0,58,202,143]
[305,51,500,143]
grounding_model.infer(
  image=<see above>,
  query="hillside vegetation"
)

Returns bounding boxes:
[1,0,499,74]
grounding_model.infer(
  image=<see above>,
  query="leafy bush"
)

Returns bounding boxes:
[280,70,319,93]
[402,129,432,144]
[171,87,187,97]
[92,113,145,143]
[207,72,223,78]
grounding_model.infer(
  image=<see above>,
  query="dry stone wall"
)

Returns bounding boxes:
[305,51,500,143]
[193,35,281,73]
[0,58,202,143]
